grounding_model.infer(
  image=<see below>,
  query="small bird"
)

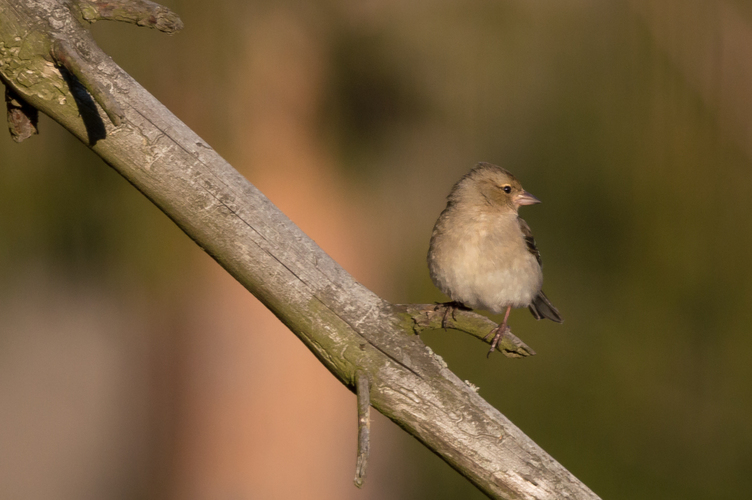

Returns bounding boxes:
[427,162,562,356]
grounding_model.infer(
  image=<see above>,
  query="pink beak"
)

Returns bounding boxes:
[515,190,541,206]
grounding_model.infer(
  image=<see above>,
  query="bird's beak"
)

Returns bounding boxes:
[515,190,542,206]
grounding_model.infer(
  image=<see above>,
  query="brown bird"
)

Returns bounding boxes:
[427,162,562,356]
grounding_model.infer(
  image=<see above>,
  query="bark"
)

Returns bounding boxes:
[0,1,600,498]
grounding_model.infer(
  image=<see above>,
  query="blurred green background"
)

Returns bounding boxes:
[2,1,752,499]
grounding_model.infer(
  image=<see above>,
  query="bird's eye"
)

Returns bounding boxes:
[502,185,512,194]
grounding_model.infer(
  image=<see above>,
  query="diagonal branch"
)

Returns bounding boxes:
[0,1,600,499]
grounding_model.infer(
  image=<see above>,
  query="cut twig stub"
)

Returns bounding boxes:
[354,371,371,488]
[5,86,39,142]
[51,39,124,127]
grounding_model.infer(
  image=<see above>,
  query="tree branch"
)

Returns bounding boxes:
[76,0,184,33]
[0,1,600,498]
[398,303,537,358]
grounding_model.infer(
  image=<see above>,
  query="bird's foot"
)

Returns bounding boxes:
[435,301,470,329]
[484,323,511,357]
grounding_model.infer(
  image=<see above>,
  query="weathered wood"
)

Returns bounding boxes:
[354,371,371,488]
[0,2,600,498]
[77,0,184,32]
[5,86,38,142]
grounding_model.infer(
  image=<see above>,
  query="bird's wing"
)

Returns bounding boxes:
[518,218,564,323]
[528,290,564,323]
[517,217,542,266]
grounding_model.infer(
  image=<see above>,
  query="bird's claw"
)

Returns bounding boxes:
[441,304,456,329]
[485,324,510,357]
[435,301,468,330]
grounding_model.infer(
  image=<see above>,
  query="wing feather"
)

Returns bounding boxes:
[518,218,563,323]
[517,217,542,266]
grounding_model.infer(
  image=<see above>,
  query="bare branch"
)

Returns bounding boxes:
[77,0,184,33]
[397,303,536,358]
[0,1,599,498]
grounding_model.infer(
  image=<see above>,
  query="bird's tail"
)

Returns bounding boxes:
[528,291,563,323]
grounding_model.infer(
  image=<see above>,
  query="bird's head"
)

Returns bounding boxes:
[450,162,541,213]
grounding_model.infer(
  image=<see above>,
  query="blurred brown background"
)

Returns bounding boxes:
[2,1,752,499]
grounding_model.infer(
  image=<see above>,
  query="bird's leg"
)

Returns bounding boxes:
[484,305,513,357]
[436,301,469,329]
[441,305,452,329]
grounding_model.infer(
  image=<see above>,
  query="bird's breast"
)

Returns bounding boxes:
[428,214,543,313]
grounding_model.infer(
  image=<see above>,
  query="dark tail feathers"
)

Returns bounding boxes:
[528,291,563,323]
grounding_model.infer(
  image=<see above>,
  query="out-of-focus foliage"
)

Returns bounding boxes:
[1,1,751,499]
